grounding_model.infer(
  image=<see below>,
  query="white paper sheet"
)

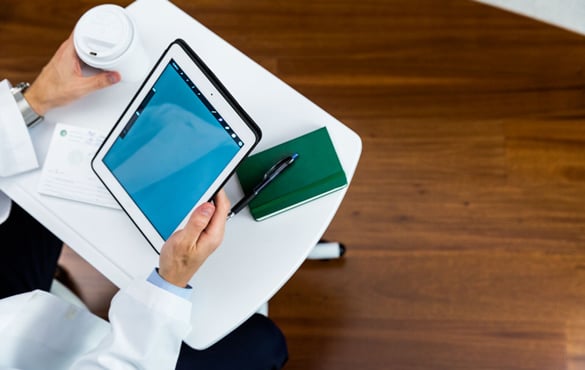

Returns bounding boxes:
[37,123,121,209]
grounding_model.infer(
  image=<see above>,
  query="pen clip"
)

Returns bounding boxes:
[229,153,299,219]
[264,155,293,180]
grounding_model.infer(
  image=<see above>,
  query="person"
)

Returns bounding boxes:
[0,34,288,369]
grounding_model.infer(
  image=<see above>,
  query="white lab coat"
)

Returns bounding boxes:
[0,79,191,369]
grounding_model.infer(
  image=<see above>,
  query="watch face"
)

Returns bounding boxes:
[15,82,30,92]
[10,82,30,94]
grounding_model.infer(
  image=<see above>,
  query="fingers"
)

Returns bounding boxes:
[64,31,121,96]
[77,71,121,96]
[181,190,230,249]
[210,189,231,225]
[61,33,77,58]
[28,32,122,113]
[52,34,74,60]
[182,201,216,242]
[198,190,230,248]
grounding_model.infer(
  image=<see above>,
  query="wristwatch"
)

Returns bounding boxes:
[10,82,44,128]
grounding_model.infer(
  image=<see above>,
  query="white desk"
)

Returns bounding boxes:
[0,0,362,349]
[474,0,585,36]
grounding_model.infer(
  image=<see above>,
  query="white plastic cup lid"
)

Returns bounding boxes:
[73,4,134,68]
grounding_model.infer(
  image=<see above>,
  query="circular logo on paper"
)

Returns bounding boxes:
[60,129,67,137]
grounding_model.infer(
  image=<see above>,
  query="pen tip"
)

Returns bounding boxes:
[292,153,299,160]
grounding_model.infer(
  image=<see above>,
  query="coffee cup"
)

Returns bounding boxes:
[73,4,150,82]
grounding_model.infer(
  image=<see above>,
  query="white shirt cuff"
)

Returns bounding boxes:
[146,268,193,301]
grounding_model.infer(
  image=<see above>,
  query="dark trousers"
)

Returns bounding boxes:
[0,202,288,369]
[176,314,288,370]
[0,202,63,296]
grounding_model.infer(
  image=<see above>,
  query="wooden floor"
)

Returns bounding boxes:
[2,0,585,369]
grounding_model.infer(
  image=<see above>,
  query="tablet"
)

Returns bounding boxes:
[92,39,261,254]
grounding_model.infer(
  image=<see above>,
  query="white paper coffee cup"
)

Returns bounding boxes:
[73,4,150,82]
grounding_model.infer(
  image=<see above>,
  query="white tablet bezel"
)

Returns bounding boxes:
[92,39,260,254]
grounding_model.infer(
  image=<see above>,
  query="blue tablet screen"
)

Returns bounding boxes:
[103,59,243,239]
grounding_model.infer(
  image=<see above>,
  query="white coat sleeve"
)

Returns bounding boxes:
[0,79,39,177]
[71,279,193,370]
[0,78,192,368]
[0,78,39,225]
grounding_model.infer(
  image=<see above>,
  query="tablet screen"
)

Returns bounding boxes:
[102,59,244,239]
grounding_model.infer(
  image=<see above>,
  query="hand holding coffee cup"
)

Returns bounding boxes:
[73,4,150,82]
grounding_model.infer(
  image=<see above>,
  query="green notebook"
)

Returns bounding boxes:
[236,126,348,221]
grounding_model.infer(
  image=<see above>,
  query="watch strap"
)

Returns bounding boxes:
[10,82,44,128]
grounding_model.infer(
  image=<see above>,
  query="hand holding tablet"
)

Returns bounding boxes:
[92,39,261,254]
[158,189,231,287]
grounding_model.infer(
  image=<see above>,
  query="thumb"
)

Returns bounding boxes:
[79,71,121,94]
[183,202,216,238]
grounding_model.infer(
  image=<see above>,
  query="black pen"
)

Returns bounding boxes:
[228,153,299,219]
